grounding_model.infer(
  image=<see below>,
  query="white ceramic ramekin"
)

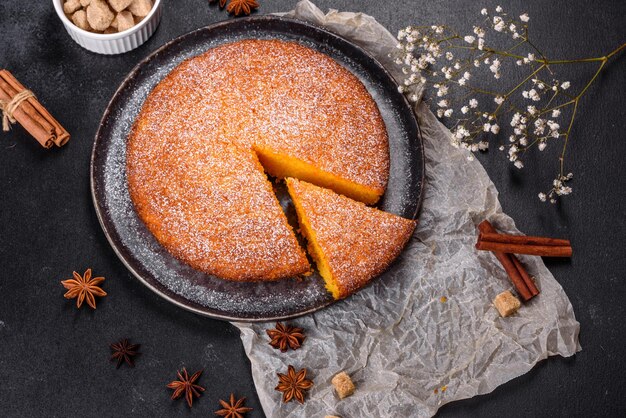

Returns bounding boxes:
[52,0,162,54]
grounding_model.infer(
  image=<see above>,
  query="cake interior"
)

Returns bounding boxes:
[286,178,342,299]
[255,145,382,205]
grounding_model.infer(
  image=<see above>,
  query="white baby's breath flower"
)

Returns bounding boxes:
[469,98,478,108]
[538,192,547,202]
[493,16,506,32]
[474,59,481,67]
[514,160,524,169]
[519,137,528,146]
[510,113,521,126]
[477,38,485,50]
[509,23,516,32]
[436,108,445,118]
[481,8,488,15]
[478,141,489,150]
[436,85,449,96]
[520,13,529,22]
[516,59,523,66]
[527,105,537,115]
[446,51,454,60]
[534,118,546,135]
[489,58,501,78]
[444,108,453,117]
[464,35,476,44]
[398,86,405,93]
[527,53,535,62]
[496,5,503,12]
[561,81,571,89]
[494,96,505,104]
[461,105,469,114]
[437,99,448,107]
[547,120,560,131]
[463,71,471,80]
[552,109,561,118]
[483,123,491,132]
[491,124,500,134]
[458,78,467,86]
[526,89,540,101]
[538,141,547,151]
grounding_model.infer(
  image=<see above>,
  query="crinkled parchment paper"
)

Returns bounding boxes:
[233,2,581,417]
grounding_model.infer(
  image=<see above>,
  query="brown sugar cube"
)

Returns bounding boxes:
[128,0,153,17]
[113,11,134,32]
[71,10,91,30]
[63,0,82,14]
[493,291,521,317]
[86,0,114,31]
[103,26,117,34]
[331,372,355,399]
[107,0,133,12]
[80,0,91,7]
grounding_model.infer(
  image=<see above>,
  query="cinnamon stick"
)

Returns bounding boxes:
[477,220,538,302]
[478,232,570,247]
[511,255,540,297]
[0,69,70,148]
[476,240,572,257]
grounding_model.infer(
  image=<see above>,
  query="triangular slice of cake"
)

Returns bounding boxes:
[286,178,416,299]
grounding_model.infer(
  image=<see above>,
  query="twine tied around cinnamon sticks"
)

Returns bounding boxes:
[1,89,35,131]
[0,69,70,148]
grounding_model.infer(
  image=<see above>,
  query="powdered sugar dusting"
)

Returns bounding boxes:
[290,178,416,298]
[127,39,388,280]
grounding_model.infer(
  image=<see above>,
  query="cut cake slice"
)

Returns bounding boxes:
[286,178,416,299]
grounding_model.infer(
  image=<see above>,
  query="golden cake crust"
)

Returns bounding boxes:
[286,178,416,299]
[127,39,389,281]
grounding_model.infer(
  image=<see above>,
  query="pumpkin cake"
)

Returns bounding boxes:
[127,39,389,282]
[286,178,416,299]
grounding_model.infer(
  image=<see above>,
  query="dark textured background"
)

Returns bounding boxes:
[0,1,624,417]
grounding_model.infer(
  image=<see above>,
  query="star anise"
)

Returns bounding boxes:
[167,368,205,408]
[61,268,107,309]
[266,322,305,352]
[226,0,259,16]
[275,365,313,404]
[215,393,253,418]
[209,0,227,8]
[110,338,140,368]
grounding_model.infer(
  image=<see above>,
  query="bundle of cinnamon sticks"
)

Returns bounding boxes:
[476,220,572,302]
[0,70,70,148]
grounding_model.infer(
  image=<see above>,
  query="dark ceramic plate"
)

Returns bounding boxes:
[91,16,424,322]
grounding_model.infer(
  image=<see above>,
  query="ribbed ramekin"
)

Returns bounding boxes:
[52,0,162,55]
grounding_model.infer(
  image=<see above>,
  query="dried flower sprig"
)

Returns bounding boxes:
[390,6,625,203]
